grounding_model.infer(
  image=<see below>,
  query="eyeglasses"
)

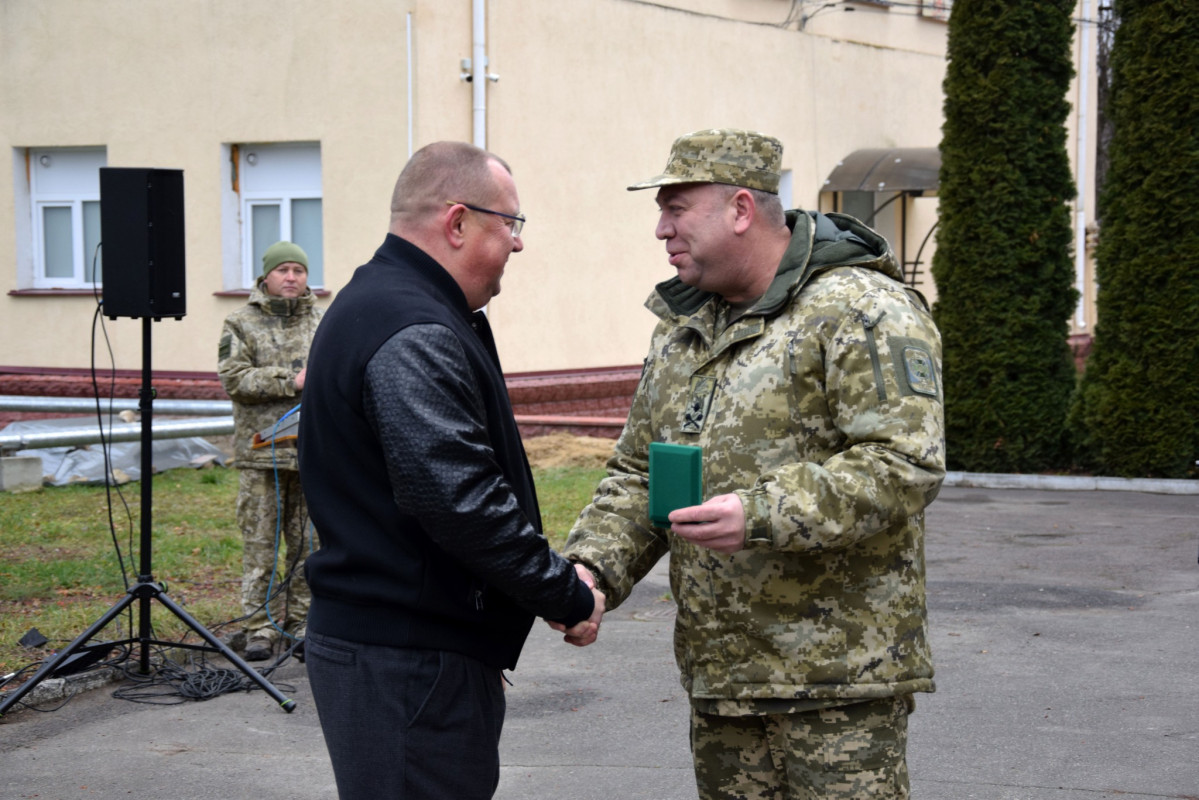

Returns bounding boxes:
[446,201,526,237]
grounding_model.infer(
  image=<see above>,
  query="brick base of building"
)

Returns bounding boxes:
[0,365,638,439]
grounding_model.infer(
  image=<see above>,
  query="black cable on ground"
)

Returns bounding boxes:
[109,644,298,705]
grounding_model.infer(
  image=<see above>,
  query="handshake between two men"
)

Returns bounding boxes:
[548,492,748,647]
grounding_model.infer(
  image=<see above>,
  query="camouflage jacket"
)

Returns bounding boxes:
[218,282,323,470]
[563,210,945,704]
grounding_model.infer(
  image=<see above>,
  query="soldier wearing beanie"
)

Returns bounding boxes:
[561,129,945,799]
[261,240,309,281]
[217,241,324,661]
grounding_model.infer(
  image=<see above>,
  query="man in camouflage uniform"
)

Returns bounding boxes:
[559,129,945,799]
[218,241,324,661]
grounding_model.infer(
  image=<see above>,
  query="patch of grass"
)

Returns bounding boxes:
[0,462,605,680]
[0,466,244,678]
[534,466,607,550]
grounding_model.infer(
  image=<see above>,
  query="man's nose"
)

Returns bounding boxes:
[655,216,672,240]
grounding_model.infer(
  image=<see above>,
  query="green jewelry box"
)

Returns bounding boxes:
[648,442,703,527]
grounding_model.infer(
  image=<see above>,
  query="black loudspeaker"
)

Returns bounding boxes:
[99,167,186,319]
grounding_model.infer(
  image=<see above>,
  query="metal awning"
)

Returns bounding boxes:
[822,147,941,195]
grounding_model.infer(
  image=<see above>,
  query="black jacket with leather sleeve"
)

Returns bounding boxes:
[299,233,592,670]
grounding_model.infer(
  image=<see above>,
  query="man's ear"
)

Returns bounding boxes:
[731,189,755,235]
[443,204,469,250]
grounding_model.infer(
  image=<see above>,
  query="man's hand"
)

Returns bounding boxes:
[548,564,605,647]
[294,367,307,391]
[669,493,747,554]
[572,562,596,590]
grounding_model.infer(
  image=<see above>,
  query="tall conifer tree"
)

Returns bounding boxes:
[932,0,1079,472]
[1071,0,1199,478]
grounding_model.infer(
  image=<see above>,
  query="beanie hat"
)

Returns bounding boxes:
[262,241,309,277]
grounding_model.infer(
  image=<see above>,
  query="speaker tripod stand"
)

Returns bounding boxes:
[0,317,295,717]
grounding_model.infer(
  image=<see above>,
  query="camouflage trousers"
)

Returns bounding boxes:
[690,695,914,800]
[236,468,318,643]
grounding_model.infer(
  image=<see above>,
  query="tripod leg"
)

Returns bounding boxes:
[0,591,136,717]
[152,589,296,712]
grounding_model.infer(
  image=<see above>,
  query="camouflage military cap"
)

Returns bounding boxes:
[627,128,783,194]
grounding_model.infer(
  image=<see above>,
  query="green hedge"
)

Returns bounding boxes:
[1070,0,1199,478]
[932,0,1079,472]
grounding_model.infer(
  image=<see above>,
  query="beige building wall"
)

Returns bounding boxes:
[0,1,1097,376]
[483,1,948,369]
[2,0,416,374]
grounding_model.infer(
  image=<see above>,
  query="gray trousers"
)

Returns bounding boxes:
[305,631,506,799]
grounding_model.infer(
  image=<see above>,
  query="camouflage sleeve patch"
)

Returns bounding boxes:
[218,333,232,362]
[888,336,940,399]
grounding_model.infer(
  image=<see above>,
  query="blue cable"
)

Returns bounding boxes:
[264,403,303,643]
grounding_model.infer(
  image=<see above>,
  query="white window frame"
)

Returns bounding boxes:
[222,141,323,290]
[20,147,107,289]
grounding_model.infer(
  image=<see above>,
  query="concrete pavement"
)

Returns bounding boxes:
[1,480,1196,799]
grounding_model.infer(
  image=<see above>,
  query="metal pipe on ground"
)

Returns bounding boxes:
[0,396,232,415]
[0,410,621,455]
[0,417,235,455]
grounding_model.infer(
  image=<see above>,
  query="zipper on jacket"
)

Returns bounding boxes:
[863,312,888,402]
[473,588,485,611]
